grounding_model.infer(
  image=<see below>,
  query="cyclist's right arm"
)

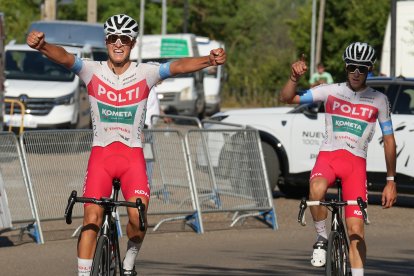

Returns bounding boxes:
[26,30,75,69]
[280,55,308,104]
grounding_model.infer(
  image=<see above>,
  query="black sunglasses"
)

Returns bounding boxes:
[346,64,370,74]
[106,34,132,45]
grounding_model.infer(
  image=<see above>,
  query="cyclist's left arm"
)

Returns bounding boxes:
[169,48,226,76]
[381,134,397,208]
[378,94,397,208]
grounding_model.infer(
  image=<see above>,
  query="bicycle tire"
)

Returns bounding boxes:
[326,231,348,276]
[91,235,110,276]
[339,231,351,276]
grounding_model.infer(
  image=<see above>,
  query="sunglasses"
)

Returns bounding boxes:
[346,64,370,74]
[106,34,133,45]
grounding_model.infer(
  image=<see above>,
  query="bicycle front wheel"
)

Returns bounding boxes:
[326,231,349,276]
[91,235,110,276]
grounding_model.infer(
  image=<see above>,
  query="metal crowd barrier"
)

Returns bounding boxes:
[0,132,41,243]
[186,128,278,229]
[0,119,278,244]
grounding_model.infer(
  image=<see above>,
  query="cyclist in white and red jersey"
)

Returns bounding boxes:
[280,42,397,276]
[27,14,226,276]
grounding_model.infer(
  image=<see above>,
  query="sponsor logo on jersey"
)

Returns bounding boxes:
[88,75,150,105]
[332,115,367,137]
[98,102,137,125]
[326,96,378,122]
[134,189,150,198]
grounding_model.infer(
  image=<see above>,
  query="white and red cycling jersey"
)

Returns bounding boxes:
[70,58,171,201]
[300,82,393,159]
[72,58,170,148]
[301,82,394,218]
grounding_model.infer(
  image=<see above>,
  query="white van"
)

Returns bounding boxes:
[380,1,414,77]
[130,34,205,118]
[196,36,225,115]
[4,43,91,129]
[27,20,108,61]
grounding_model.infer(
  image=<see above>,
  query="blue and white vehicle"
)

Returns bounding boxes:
[206,77,414,197]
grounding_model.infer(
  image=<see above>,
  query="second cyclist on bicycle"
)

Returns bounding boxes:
[279,43,397,276]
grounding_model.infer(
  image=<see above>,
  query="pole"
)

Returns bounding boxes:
[310,0,317,76]
[315,0,325,66]
[87,0,97,23]
[43,0,56,20]
[390,0,397,78]
[138,0,146,64]
[183,0,189,33]
[162,0,167,35]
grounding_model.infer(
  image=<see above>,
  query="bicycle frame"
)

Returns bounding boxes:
[297,180,368,276]
[64,178,146,276]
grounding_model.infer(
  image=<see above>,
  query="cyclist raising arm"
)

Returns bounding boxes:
[280,43,397,276]
[27,14,225,276]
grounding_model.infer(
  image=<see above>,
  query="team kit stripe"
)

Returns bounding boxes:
[325,95,378,123]
[87,75,150,106]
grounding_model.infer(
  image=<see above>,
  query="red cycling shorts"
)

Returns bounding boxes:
[82,142,150,205]
[310,149,367,219]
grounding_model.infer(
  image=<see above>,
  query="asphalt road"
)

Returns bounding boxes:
[0,191,413,275]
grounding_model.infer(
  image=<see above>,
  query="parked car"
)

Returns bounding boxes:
[130,34,206,118]
[27,20,108,61]
[204,77,414,197]
[4,43,92,129]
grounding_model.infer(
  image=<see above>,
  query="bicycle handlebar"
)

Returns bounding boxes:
[64,190,146,231]
[297,196,369,226]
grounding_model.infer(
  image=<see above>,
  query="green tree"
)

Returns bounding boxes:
[288,0,390,83]
[0,0,41,43]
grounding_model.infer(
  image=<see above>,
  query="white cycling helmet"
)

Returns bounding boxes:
[104,14,138,39]
[342,42,376,67]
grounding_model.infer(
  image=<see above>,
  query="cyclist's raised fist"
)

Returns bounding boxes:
[209,48,226,66]
[290,54,308,81]
[27,30,46,50]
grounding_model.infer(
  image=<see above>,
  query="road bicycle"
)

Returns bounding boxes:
[297,180,369,276]
[64,178,146,276]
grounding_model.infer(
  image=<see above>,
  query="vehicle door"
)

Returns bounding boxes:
[366,83,414,180]
[289,102,325,174]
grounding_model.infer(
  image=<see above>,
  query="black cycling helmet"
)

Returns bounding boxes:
[342,42,376,67]
[104,14,139,39]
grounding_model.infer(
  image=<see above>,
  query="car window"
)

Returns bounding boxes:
[5,50,75,82]
[393,85,414,114]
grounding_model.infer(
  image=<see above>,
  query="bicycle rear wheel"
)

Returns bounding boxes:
[326,231,349,276]
[91,235,111,276]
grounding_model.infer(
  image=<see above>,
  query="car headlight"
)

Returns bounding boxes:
[179,87,192,101]
[54,93,75,105]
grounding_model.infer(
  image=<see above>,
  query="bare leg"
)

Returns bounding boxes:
[77,204,103,259]
[346,217,366,268]
[309,177,329,222]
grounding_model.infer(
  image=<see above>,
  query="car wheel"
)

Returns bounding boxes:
[261,141,280,192]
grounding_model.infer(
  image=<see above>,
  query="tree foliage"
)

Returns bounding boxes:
[288,0,390,83]
[0,0,392,107]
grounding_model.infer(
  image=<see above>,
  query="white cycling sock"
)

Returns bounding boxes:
[351,268,364,276]
[123,239,143,270]
[78,258,92,276]
[314,219,328,240]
